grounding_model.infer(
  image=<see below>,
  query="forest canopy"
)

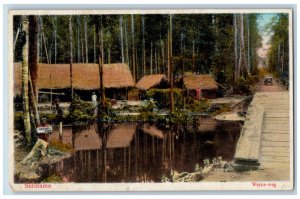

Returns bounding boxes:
[14,13,263,85]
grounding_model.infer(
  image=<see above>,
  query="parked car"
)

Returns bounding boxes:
[264,77,273,85]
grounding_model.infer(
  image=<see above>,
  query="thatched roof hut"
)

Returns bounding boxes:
[136,74,168,90]
[13,63,135,94]
[183,74,218,90]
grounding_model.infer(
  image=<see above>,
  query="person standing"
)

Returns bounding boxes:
[91,92,97,107]
[37,118,52,142]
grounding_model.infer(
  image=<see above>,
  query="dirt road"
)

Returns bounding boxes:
[255,74,287,92]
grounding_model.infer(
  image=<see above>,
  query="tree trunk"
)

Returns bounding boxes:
[69,16,74,99]
[13,27,20,52]
[108,47,111,64]
[234,14,239,86]
[94,25,96,63]
[29,73,40,127]
[29,16,39,102]
[155,49,157,74]
[84,16,88,63]
[99,19,106,112]
[161,38,164,74]
[131,15,136,81]
[28,16,40,125]
[247,14,250,74]
[21,16,31,144]
[77,15,80,63]
[150,42,153,74]
[142,16,146,76]
[169,15,174,113]
[120,16,125,63]
[54,16,57,64]
[39,16,49,64]
[238,14,247,77]
[81,34,84,63]
[192,40,195,73]
[125,18,129,65]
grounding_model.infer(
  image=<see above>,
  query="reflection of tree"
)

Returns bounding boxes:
[94,122,112,183]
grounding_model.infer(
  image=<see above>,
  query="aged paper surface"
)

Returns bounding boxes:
[8,8,293,191]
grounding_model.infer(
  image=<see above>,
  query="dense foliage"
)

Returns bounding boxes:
[266,14,289,87]
[14,14,262,86]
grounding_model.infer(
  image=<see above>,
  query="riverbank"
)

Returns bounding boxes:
[14,131,72,182]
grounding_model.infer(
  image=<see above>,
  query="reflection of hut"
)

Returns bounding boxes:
[196,117,218,132]
[183,74,218,99]
[141,123,164,139]
[106,124,136,148]
[73,124,136,150]
[74,127,101,151]
[13,63,135,101]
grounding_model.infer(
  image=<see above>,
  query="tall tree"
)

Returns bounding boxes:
[84,16,88,63]
[69,15,74,99]
[234,14,238,86]
[54,15,57,64]
[94,25,96,63]
[28,15,40,126]
[131,15,136,81]
[150,42,153,74]
[21,16,31,144]
[99,18,106,112]
[168,14,174,113]
[142,16,146,75]
[247,14,250,73]
[77,15,81,63]
[124,17,129,65]
[28,16,39,101]
[120,16,125,63]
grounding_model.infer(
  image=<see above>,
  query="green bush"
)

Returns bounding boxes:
[42,174,62,183]
[68,94,94,121]
[186,98,211,112]
[146,88,184,109]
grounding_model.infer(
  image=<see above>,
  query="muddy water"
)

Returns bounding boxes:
[49,118,241,183]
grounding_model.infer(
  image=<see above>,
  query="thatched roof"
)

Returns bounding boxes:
[13,63,135,94]
[183,74,218,90]
[136,74,167,90]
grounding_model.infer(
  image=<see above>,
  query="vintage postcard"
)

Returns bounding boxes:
[8,8,294,191]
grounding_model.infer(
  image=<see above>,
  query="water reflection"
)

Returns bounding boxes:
[49,118,241,183]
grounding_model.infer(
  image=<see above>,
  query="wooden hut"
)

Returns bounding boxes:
[133,74,168,100]
[183,74,218,99]
[13,63,135,101]
[136,74,168,90]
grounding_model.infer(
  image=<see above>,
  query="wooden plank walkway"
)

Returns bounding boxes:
[234,92,291,170]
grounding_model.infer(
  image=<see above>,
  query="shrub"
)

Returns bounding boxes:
[146,88,184,109]
[68,94,94,121]
[42,174,62,183]
[49,140,73,153]
[186,98,211,112]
